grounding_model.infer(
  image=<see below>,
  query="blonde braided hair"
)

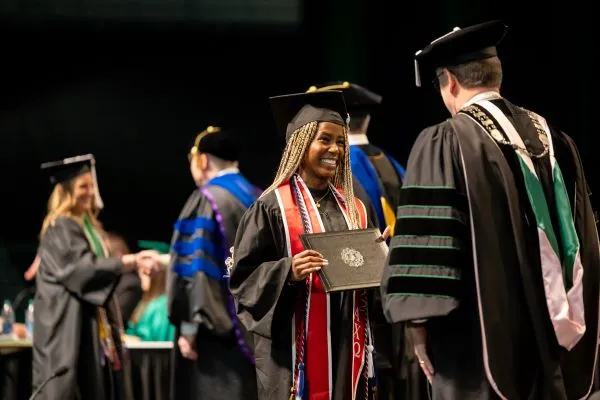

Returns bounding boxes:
[262,121,360,229]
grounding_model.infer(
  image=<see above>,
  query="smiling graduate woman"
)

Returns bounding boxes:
[229,90,389,400]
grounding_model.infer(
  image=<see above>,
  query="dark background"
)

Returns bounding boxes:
[0,0,597,305]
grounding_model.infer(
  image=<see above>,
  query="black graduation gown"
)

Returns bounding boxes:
[229,188,384,400]
[33,216,131,400]
[380,98,600,400]
[167,186,257,400]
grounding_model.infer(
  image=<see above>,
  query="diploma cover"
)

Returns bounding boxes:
[300,228,387,292]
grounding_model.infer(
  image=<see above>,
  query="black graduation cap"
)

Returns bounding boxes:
[414,20,508,87]
[189,126,239,162]
[306,81,382,113]
[40,153,104,208]
[269,90,350,142]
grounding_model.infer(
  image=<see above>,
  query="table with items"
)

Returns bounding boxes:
[0,335,173,400]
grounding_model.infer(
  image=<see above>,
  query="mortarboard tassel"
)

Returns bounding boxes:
[414,57,422,88]
[367,344,375,378]
[90,161,104,210]
[295,362,305,400]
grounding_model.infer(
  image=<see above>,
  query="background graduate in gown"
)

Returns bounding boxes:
[33,154,158,400]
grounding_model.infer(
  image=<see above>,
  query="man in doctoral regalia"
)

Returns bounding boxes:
[380,20,600,399]
[157,126,260,400]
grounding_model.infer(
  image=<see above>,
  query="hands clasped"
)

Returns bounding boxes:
[137,250,164,276]
[121,250,163,276]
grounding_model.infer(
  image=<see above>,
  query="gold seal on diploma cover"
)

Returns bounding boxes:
[341,247,364,268]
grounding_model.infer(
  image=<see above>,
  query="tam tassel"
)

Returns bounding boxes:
[295,363,305,400]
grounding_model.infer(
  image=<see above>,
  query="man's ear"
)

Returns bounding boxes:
[448,72,459,96]
[199,153,209,170]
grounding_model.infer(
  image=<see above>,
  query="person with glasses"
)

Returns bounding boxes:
[380,20,600,399]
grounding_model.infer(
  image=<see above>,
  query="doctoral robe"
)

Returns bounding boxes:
[381,97,600,399]
[167,172,259,400]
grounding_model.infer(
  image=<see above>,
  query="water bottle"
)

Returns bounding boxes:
[2,299,15,335]
[26,299,34,337]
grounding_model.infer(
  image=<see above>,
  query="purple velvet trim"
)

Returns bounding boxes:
[199,187,255,365]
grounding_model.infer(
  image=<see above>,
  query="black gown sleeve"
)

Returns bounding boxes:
[188,274,233,336]
[380,123,469,323]
[38,216,123,307]
[229,197,298,339]
[167,192,234,337]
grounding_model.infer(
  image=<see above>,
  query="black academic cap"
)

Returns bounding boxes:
[189,126,239,162]
[269,90,349,142]
[40,153,104,208]
[414,20,508,87]
[306,81,382,112]
[41,154,94,185]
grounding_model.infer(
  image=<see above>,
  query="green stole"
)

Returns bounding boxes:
[83,216,106,257]
[462,99,585,351]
